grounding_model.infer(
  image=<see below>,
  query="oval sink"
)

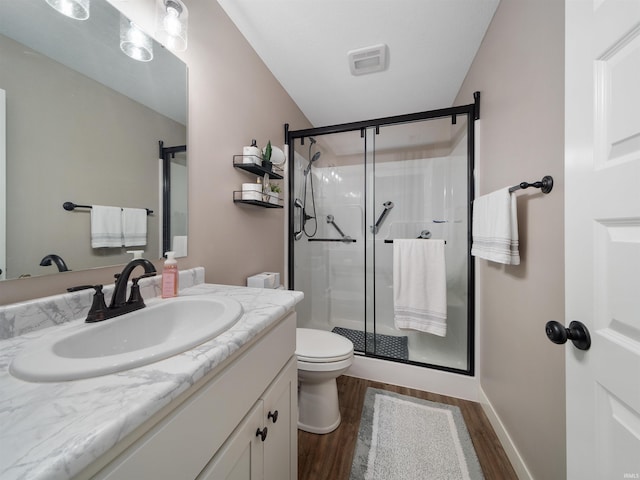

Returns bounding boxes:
[10,295,243,382]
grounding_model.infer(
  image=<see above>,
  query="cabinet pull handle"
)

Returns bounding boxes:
[268,410,279,423]
[256,427,268,442]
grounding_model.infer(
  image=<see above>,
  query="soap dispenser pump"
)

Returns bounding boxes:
[161,251,179,298]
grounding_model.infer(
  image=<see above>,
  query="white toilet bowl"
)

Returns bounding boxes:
[296,328,354,434]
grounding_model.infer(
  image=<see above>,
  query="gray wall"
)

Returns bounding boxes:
[456,0,566,478]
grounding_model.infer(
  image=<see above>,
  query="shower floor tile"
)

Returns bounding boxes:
[331,327,409,361]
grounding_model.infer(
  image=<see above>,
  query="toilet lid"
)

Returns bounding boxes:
[296,328,354,363]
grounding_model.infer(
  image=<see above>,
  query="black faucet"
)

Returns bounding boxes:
[68,258,157,323]
[110,258,157,309]
[40,254,70,272]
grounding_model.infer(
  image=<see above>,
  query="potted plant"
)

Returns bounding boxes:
[262,140,273,172]
[268,183,281,205]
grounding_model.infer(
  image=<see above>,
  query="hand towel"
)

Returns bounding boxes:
[471,188,520,265]
[393,239,447,337]
[91,205,123,248]
[122,208,147,247]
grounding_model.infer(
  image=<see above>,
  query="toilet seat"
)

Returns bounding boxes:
[296,328,353,363]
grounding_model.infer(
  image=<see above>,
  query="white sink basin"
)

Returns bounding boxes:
[10,295,243,382]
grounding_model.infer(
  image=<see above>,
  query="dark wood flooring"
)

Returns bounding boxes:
[298,375,518,480]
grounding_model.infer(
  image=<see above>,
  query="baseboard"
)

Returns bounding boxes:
[346,355,479,401]
[478,386,532,480]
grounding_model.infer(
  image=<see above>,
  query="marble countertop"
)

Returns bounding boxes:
[0,283,303,480]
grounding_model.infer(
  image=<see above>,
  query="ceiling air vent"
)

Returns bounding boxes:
[348,44,388,76]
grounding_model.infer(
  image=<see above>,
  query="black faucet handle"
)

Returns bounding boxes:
[85,285,109,323]
[127,278,143,305]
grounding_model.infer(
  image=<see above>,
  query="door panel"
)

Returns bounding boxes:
[565,0,640,477]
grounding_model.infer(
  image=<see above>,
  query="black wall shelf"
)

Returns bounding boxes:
[233,155,283,208]
[233,156,283,179]
[233,191,283,208]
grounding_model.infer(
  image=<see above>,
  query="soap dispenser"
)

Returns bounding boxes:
[161,251,179,298]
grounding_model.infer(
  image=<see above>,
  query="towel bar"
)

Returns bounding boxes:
[508,175,553,194]
[63,202,153,215]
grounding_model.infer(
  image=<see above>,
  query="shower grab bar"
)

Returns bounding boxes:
[384,239,446,244]
[508,175,553,194]
[326,215,355,243]
[308,238,357,243]
[63,202,153,215]
[370,201,394,234]
[384,230,445,243]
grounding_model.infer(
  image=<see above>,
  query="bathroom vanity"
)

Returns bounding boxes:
[0,269,302,480]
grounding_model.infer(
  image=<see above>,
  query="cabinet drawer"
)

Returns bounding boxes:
[95,312,296,480]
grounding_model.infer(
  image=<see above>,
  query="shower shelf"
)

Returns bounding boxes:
[233,191,283,208]
[233,156,283,179]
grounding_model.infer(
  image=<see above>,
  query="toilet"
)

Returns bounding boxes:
[296,328,354,434]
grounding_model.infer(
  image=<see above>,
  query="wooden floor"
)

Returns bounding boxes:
[298,375,518,480]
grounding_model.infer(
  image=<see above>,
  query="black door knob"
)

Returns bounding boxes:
[268,410,279,423]
[545,320,591,351]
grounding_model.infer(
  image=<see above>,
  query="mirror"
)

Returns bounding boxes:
[0,0,188,281]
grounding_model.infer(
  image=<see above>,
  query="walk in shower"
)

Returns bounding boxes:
[287,96,478,374]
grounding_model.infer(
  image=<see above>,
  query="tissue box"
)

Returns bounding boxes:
[247,272,280,289]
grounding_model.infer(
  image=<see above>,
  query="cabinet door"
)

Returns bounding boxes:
[263,358,297,480]
[197,402,265,480]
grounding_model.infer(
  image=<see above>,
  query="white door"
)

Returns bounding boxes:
[565,1,640,479]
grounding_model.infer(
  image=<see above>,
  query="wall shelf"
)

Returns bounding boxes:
[233,191,283,208]
[233,155,283,209]
[233,155,283,179]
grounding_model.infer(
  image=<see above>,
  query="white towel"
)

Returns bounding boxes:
[91,205,122,248]
[471,188,520,265]
[393,239,447,337]
[122,208,147,247]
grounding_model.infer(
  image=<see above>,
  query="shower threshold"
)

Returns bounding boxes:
[332,327,408,361]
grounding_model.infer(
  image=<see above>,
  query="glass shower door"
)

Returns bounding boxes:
[365,115,471,370]
[291,131,367,341]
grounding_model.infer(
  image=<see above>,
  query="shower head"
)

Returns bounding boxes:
[303,151,321,176]
[294,198,304,209]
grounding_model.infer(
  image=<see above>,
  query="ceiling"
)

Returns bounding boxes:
[217,0,500,128]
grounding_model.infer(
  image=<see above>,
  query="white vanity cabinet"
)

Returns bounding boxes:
[197,357,296,480]
[87,312,297,480]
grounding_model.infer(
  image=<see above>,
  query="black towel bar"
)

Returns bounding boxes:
[63,202,153,215]
[509,175,553,194]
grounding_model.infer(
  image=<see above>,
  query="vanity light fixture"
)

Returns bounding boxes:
[155,0,188,52]
[45,0,90,20]
[120,16,154,62]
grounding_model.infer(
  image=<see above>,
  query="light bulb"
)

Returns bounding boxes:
[46,0,90,20]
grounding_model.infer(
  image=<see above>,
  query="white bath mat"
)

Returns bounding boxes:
[350,388,484,480]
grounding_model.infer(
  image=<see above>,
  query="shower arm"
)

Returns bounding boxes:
[370,201,394,234]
